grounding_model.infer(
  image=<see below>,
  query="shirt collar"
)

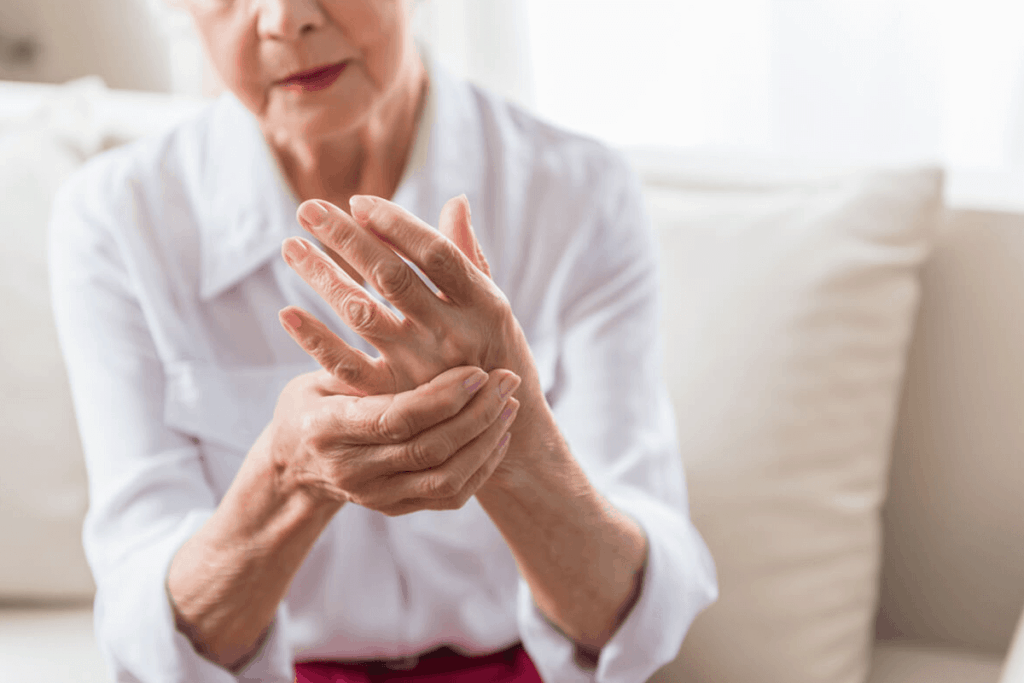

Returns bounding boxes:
[195,49,469,301]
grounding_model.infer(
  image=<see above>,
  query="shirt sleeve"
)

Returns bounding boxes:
[514,152,719,683]
[47,167,295,683]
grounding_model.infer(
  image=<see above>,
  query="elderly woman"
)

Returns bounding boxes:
[48,1,716,681]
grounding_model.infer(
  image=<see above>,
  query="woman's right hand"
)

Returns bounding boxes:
[269,364,520,516]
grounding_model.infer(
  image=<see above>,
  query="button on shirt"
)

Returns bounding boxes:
[48,57,717,683]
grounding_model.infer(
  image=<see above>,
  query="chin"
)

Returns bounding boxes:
[267,94,368,140]
[307,103,368,138]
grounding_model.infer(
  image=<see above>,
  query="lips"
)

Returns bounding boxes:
[279,62,347,92]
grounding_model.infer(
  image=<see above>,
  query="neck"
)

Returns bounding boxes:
[269,52,428,210]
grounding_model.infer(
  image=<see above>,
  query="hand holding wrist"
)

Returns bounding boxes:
[267,364,520,515]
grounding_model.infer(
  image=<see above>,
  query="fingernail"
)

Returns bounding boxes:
[280,310,302,331]
[283,237,309,261]
[299,200,329,228]
[498,374,520,400]
[498,433,511,449]
[349,195,378,223]
[463,372,487,393]
[500,404,515,421]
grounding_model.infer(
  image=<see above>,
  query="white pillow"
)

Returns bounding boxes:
[640,166,942,683]
[0,81,107,600]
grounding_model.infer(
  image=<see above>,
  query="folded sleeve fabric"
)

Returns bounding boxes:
[513,155,719,683]
[47,167,294,683]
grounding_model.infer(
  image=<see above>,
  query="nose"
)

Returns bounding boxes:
[258,0,325,41]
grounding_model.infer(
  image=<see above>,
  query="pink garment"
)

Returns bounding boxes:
[295,644,544,683]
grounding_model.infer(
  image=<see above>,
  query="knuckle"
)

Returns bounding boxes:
[432,431,458,460]
[374,259,416,300]
[424,240,456,274]
[485,394,507,422]
[377,408,414,443]
[327,353,362,385]
[452,489,474,509]
[325,222,356,252]
[424,474,461,500]
[303,333,332,362]
[407,438,442,470]
[459,472,486,503]
[310,260,339,292]
[441,389,466,417]
[342,294,377,331]
[320,279,349,309]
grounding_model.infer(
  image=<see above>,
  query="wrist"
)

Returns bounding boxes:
[473,408,649,649]
[479,382,568,495]
[166,423,341,666]
[264,415,346,517]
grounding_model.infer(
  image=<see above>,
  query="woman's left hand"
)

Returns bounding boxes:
[278,194,549,488]
[281,196,651,653]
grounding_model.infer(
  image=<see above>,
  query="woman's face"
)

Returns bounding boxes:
[181,0,416,141]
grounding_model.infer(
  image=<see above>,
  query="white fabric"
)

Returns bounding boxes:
[47,57,716,683]
[0,77,105,599]
[636,167,942,683]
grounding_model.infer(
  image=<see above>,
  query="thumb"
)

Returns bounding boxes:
[439,194,491,279]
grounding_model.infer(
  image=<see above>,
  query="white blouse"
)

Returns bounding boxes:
[48,57,717,683]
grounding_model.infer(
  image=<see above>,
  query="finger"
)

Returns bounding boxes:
[350,194,488,305]
[392,368,518,472]
[472,232,491,280]
[379,425,514,516]
[279,307,392,396]
[324,365,491,446]
[281,236,403,346]
[448,195,492,279]
[380,395,517,508]
[436,197,472,304]
[355,369,519,483]
[297,199,442,324]
[372,371,520,500]
[439,195,479,271]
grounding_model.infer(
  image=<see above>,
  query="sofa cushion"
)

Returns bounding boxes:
[637,164,942,683]
[877,208,1024,653]
[866,641,1003,683]
[0,607,108,682]
[999,608,1024,683]
[0,80,105,600]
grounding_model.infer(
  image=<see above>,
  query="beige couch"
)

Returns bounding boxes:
[1,80,1021,683]
[870,203,1024,682]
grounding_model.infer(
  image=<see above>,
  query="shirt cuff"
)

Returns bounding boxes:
[236,607,294,683]
[94,509,295,683]
[515,490,718,683]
